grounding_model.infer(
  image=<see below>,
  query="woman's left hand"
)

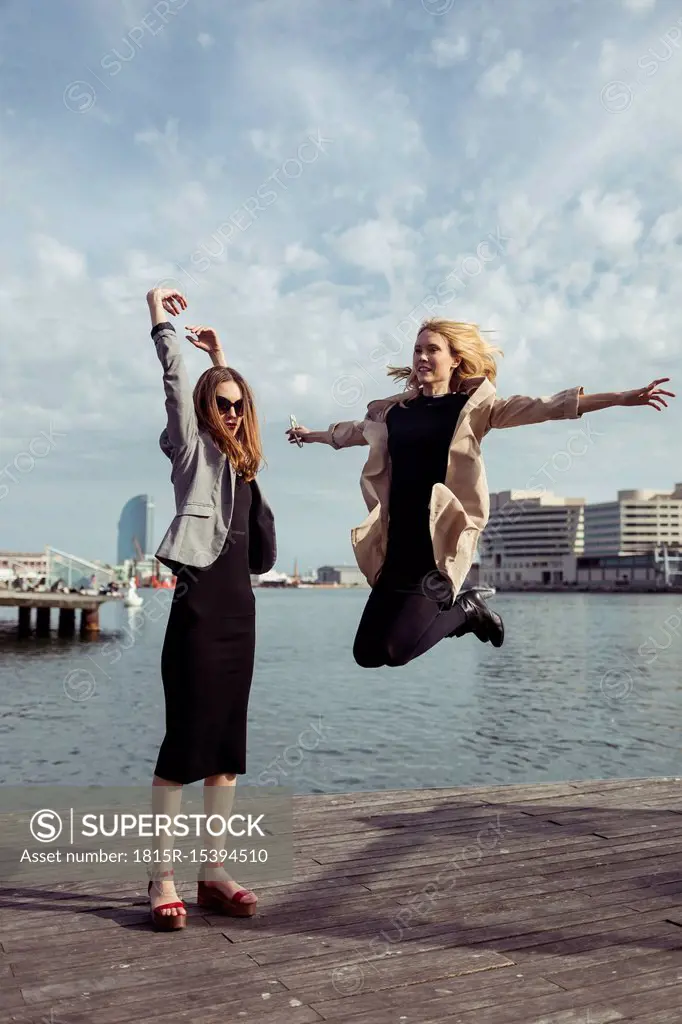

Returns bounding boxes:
[621,378,675,411]
[185,325,221,354]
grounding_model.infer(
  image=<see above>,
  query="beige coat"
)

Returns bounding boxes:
[322,377,584,596]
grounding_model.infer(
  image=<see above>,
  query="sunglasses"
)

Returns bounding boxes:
[216,396,244,416]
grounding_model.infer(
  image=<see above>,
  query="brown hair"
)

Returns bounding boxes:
[387,318,504,390]
[192,367,263,482]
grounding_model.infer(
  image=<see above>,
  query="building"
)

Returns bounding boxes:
[0,550,47,582]
[317,564,368,586]
[584,484,682,557]
[479,490,585,586]
[576,552,667,586]
[0,549,117,589]
[117,494,155,564]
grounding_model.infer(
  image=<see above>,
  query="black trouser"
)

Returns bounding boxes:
[352,578,467,668]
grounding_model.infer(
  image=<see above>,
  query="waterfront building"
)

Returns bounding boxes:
[479,490,585,586]
[317,564,369,586]
[575,552,668,586]
[584,484,682,557]
[0,551,47,582]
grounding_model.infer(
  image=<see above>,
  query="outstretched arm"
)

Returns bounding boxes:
[487,377,675,432]
[487,385,585,430]
[147,287,198,451]
[578,378,674,414]
[286,419,368,447]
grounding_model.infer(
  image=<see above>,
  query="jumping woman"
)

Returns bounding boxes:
[286,318,674,669]
[146,286,276,931]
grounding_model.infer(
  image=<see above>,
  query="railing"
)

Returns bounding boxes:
[653,545,682,586]
[44,547,116,589]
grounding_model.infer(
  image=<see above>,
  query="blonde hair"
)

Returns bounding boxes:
[386,318,503,390]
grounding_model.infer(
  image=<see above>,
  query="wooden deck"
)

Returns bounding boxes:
[3,777,682,1023]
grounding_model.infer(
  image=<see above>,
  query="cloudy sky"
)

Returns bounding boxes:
[1,0,681,573]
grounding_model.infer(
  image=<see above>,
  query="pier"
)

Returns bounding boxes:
[0,592,119,637]
[2,778,682,1022]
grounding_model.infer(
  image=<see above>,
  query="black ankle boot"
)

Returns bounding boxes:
[450,587,504,647]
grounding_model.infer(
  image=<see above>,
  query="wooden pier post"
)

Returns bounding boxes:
[18,606,32,637]
[35,607,51,637]
[80,607,100,636]
[1,594,112,639]
[58,608,76,637]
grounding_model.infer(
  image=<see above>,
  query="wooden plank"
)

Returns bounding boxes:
[419,966,682,1023]
[14,987,322,1024]
[8,932,236,983]
[0,989,26,1012]
[276,947,513,1002]
[309,973,562,1023]
[515,1011,623,1024]
[18,953,277,1005]
[544,946,682,991]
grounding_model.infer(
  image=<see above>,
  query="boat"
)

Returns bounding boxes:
[151,576,175,589]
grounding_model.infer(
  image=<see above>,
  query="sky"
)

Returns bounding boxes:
[1,0,681,573]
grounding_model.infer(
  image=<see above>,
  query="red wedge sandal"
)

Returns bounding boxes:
[148,870,187,931]
[197,879,258,917]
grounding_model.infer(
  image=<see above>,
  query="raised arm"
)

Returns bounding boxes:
[147,287,198,451]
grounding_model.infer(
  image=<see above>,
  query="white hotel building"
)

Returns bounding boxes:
[583,485,682,556]
[478,484,682,587]
[478,490,585,586]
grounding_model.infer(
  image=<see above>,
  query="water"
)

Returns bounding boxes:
[1,590,681,793]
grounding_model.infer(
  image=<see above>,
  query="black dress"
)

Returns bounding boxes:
[379,390,470,590]
[352,391,471,669]
[154,476,256,784]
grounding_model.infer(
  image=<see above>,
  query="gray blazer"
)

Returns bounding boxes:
[151,323,276,575]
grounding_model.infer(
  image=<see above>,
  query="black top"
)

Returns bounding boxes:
[215,475,254,599]
[379,390,469,586]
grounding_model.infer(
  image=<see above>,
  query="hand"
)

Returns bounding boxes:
[147,288,187,316]
[286,425,312,444]
[620,378,675,411]
[185,325,221,353]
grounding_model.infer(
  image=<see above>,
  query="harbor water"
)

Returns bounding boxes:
[1,589,681,793]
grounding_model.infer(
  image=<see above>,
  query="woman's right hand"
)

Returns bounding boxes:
[147,287,187,316]
[286,425,313,444]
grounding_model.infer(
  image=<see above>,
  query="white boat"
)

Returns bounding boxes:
[123,579,143,607]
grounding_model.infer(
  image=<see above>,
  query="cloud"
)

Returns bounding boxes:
[34,235,87,281]
[476,50,524,98]
[429,34,470,68]
[284,243,327,271]
[623,0,656,11]
[576,188,643,250]
[198,32,214,48]
[649,207,682,245]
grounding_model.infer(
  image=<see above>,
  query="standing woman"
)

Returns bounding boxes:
[287,318,674,668]
[146,287,276,931]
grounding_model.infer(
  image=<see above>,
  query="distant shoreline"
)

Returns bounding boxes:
[478,584,682,595]
[254,582,682,594]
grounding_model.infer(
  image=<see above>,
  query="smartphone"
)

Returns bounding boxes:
[289,413,303,447]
